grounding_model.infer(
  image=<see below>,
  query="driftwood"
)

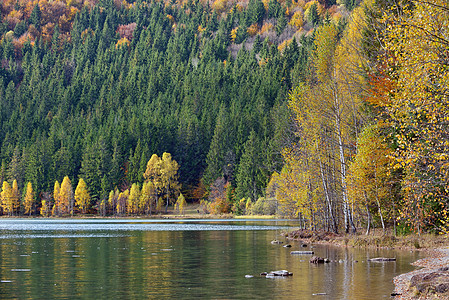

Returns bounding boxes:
[290,251,314,255]
[260,270,293,277]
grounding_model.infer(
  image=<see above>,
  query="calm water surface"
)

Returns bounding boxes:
[0,219,420,299]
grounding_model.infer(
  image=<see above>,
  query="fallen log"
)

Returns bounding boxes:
[260,270,293,277]
[368,257,396,262]
[290,251,314,255]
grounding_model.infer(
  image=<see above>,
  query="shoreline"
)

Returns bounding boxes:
[392,247,449,299]
[285,229,449,299]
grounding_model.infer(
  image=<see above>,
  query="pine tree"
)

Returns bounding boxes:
[235,131,264,202]
[30,3,42,30]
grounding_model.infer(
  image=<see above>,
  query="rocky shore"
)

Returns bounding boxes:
[285,230,449,299]
[392,248,449,299]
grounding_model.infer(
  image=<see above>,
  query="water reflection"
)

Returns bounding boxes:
[0,220,419,299]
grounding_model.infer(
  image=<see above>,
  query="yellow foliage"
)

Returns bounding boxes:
[75,178,90,214]
[175,193,187,214]
[127,183,140,214]
[40,200,51,217]
[198,24,205,33]
[304,0,323,15]
[247,23,259,36]
[166,14,175,24]
[259,22,273,34]
[156,198,164,211]
[59,176,73,215]
[212,0,228,14]
[115,37,130,49]
[289,10,303,29]
[277,38,291,53]
[24,182,34,216]
[230,27,238,43]
[1,181,13,216]
[245,198,252,213]
[379,0,449,233]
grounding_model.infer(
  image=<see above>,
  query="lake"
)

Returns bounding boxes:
[0,219,419,299]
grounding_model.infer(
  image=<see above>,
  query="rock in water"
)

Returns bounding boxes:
[271,240,283,244]
[283,244,292,248]
[309,256,325,264]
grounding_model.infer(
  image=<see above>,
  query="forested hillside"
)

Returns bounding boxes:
[1,0,448,235]
[0,0,352,214]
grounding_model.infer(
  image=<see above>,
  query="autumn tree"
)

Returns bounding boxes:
[144,153,180,214]
[143,154,162,209]
[379,0,449,233]
[40,200,51,217]
[127,183,140,215]
[75,178,90,214]
[175,193,187,215]
[23,182,34,216]
[11,179,20,215]
[1,181,13,216]
[59,176,74,216]
[52,181,61,216]
[347,124,394,234]
[160,152,180,213]
[140,181,156,215]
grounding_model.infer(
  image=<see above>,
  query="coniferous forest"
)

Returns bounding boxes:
[1,0,448,235]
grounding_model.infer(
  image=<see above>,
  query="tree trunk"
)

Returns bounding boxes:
[375,193,385,234]
[364,191,371,235]
[320,160,338,233]
[334,94,356,233]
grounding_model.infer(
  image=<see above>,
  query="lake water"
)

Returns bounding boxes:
[0,219,420,299]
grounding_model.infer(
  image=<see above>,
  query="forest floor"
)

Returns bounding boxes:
[285,229,449,299]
